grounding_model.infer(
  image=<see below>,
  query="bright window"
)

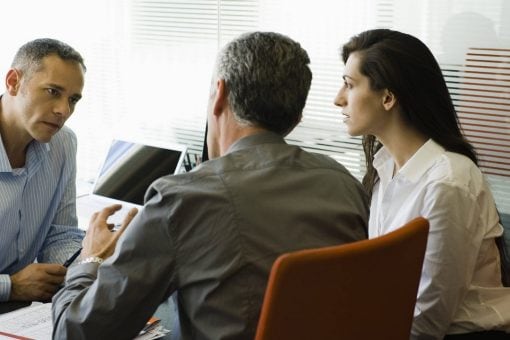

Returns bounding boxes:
[1,0,509,215]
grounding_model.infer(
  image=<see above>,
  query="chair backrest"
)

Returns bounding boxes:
[254,217,430,340]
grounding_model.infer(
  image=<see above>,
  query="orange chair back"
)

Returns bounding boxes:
[255,217,429,340]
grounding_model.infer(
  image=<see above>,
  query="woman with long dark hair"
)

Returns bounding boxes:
[334,29,510,339]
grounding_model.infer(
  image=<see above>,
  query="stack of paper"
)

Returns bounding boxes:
[0,303,170,340]
[0,303,53,339]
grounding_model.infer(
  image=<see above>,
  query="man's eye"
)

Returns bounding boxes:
[47,88,59,96]
[69,97,80,105]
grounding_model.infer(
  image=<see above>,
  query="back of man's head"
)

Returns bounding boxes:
[216,31,312,136]
[11,38,86,79]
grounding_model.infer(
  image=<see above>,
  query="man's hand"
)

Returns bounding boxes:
[10,263,66,301]
[82,204,138,259]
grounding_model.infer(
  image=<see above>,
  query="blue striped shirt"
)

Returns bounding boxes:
[0,126,84,301]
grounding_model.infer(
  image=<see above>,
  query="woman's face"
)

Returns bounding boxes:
[334,52,389,137]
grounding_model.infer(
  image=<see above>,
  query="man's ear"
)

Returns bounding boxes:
[382,89,397,111]
[212,79,228,118]
[6,69,22,95]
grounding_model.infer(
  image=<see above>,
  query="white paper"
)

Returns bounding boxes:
[0,302,170,340]
[0,303,52,339]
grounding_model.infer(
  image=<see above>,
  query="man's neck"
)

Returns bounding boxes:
[219,125,268,156]
[0,95,30,168]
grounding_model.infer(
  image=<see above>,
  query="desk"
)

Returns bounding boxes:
[0,300,175,339]
[76,179,94,229]
[76,180,142,230]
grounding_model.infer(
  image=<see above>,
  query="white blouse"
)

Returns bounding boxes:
[369,139,510,339]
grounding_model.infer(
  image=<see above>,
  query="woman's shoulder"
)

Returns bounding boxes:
[427,150,486,193]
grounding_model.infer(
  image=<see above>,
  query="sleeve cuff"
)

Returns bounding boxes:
[67,262,100,281]
[0,274,12,302]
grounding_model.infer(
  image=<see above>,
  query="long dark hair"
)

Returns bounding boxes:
[342,29,509,285]
[341,29,477,195]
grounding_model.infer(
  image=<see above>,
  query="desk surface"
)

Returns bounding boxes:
[76,179,93,229]
[0,300,174,339]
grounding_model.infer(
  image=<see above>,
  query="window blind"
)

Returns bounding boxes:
[3,0,507,214]
[386,0,510,214]
[445,48,510,212]
[124,0,259,167]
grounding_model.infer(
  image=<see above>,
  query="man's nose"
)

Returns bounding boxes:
[54,98,72,117]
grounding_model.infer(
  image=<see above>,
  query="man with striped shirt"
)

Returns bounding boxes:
[0,39,85,306]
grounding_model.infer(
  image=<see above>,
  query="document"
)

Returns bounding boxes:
[0,303,170,340]
[0,303,52,339]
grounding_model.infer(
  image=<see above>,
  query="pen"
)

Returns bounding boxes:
[63,248,82,267]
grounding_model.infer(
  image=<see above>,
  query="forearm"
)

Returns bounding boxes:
[53,196,178,339]
[53,220,173,338]
[52,256,166,339]
[52,263,101,340]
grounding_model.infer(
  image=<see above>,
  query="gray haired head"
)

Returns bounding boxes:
[11,38,86,77]
[215,31,312,135]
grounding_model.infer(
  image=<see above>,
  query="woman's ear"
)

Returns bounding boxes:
[382,89,397,111]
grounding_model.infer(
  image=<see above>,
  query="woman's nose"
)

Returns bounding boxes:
[334,87,346,107]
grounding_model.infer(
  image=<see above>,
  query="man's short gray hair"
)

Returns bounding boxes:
[216,31,312,135]
[12,38,86,78]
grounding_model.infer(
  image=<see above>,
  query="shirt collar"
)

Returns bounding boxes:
[0,129,50,173]
[0,134,11,172]
[0,95,9,172]
[373,139,445,183]
[373,145,393,173]
[27,140,50,171]
[227,131,286,154]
